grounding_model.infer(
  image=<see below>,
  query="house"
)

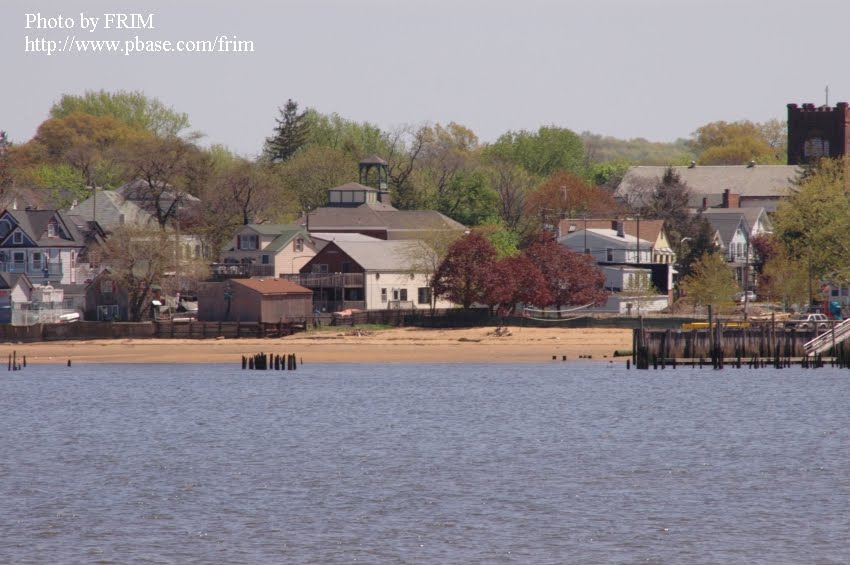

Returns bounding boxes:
[558,218,676,264]
[303,157,467,240]
[286,239,454,312]
[0,273,33,324]
[615,164,800,212]
[197,278,313,323]
[85,270,130,321]
[218,224,317,278]
[558,223,674,314]
[68,180,207,258]
[701,210,766,288]
[0,208,89,285]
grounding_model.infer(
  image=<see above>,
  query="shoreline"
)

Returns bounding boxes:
[2,327,633,364]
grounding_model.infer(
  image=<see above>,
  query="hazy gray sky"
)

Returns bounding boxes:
[4,0,849,157]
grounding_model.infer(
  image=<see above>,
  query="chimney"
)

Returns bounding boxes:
[378,189,391,207]
[722,189,740,209]
[702,197,708,211]
[611,220,619,231]
[616,220,625,238]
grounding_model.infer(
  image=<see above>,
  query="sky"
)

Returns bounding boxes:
[4,0,850,158]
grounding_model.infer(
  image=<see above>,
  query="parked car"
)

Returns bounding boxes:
[785,313,830,330]
[735,291,757,303]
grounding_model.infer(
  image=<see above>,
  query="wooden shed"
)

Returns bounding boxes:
[198,278,312,322]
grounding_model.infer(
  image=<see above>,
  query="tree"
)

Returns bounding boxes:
[524,171,619,233]
[50,90,190,137]
[483,159,538,232]
[274,145,354,215]
[679,252,738,311]
[436,169,500,226]
[689,120,785,165]
[431,233,497,309]
[302,110,390,161]
[263,99,309,163]
[487,255,552,315]
[100,225,177,321]
[772,157,850,283]
[675,214,716,280]
[115,136,198,229]
[761,255,810,310]
[32,112,140,188]
[524,234,608,313]
[486,126,585,177]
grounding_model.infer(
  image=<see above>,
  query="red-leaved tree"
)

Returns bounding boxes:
[525,234,608,314]
[432,233,497,309]
[487,255,552,315]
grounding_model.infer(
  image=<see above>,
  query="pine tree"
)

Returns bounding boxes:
[263,99,308,163]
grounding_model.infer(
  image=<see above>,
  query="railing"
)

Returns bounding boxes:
[804,318,850,355]
[0,261,63,279]
[210,263,275,279]
[284,273,365,288]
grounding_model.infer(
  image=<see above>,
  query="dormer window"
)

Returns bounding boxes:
[294,238,304,252]
[47,223,56,238]
[12,231,22,244]
[239,234,258,250]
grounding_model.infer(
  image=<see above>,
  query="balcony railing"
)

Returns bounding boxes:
[283,273,365,288]
[210,263,276,279]
[0,262,63,279]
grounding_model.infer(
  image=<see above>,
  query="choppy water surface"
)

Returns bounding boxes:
[1,362,849,563]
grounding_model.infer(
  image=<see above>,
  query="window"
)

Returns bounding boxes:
[12,231,23,244]
[261,254,270,265]
[239,234,257,250]
[0,219,11,238]
[311,263,329,274]
[399,289,408,301]
[606,248,613,262]
[47,223,56,237]
[392,289,399,301]
[418,287,431,304]
[31,252,43,270]
[381,288,387,303]
[294,238,304,252]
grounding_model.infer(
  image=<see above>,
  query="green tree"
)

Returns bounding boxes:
[486,126,585,177]
[689,119,785,165]
[772,157,850,283]
[680,252,738,311]
[50,90,190,137]
[302,110,390,160]
[274,145,355,215]
[263,99,309,163]
[761,255,810,310]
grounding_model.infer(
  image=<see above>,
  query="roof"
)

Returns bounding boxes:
[69,189,152,230]
[329,182,379,193]
[0,272,33,291]
[115,179,201,203]
[329,240,425,271]
[230,278,312,295]
[616,165,801,205]
[310,232,381,242]
[702,207,772,233]
[359,155,388,166]
[306,205,467,234]
[560,228,652,247]
[4,209,87,248]
[704,215,749,246]
[559,218,667,247]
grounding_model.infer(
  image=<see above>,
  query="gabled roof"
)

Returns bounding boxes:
[702,207,772,234]
[0,272,33,291]
[2,209,87,248]
[616,165,801,205]
[704,215,749,246]
[68,189,151,231]
[230,278,311,295]
[560,228,652,248]
[560,218,667,247]
[317,240,425,272]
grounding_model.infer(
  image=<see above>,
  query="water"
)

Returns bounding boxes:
[1,363,849,564]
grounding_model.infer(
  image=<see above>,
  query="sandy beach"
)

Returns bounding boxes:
[3,327,633,364]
